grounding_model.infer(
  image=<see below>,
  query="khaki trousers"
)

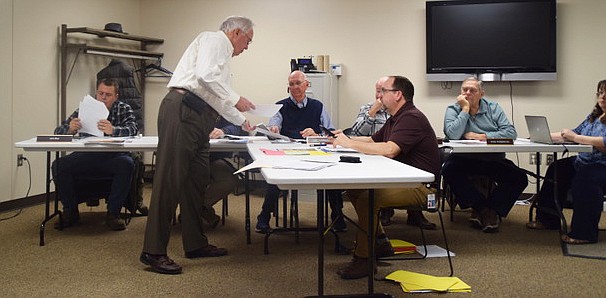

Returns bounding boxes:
[348,185,433,258]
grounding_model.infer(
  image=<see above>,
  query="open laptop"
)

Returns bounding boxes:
[525,115,576,145]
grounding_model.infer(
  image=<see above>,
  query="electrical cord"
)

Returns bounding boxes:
[0,156,31,221]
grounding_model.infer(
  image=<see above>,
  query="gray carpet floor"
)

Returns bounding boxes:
[2,184,606,297]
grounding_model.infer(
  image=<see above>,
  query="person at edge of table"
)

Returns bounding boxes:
[442,77,528,233]
[350,76,436,230]
[203,116,250,227]
[331,75,441,279]
[52,78,137,231]
[254,70,347,234]
[140,16,256,275]
[527,79,606,245]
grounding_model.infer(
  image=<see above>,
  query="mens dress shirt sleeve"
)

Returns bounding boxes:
[320,106,334,130]
[350,102,389,136]
[168,31,245,125]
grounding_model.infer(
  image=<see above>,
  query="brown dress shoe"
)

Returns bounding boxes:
[337,257,376,280]
[185,244,228,258]
[139,252,182,274]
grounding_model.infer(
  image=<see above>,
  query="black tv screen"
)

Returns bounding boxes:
[426,0,556,81]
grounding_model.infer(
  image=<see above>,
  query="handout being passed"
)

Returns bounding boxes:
[246,104,282,117]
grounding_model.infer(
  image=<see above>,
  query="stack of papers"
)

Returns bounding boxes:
[390,239,417,254]
[233,159,337,174]
[385,270,471,293]
[84,139,126,146]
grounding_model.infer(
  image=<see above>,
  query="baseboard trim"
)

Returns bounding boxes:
[0,193,49,213]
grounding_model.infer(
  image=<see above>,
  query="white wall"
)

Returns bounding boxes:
[5,0,141,203]
[1,0,13,202]
[5,0,606,203]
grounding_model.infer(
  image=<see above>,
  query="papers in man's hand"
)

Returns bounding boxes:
[246,104,282,117]
[255,123,293,142]
[78,95,109,137]
[233,159,337,175]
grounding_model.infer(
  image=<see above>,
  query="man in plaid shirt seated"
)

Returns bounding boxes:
[52,78,138,231]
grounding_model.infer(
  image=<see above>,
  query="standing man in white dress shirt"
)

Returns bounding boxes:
[140,16,256,275]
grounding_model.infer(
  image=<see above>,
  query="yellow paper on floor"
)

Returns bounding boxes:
[386,270,471,293]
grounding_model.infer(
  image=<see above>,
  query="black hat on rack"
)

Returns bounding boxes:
[104,23,126,34]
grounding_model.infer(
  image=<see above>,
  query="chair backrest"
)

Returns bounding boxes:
[437,146,453,187]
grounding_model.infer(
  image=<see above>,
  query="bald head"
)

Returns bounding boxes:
[288,71,309,102]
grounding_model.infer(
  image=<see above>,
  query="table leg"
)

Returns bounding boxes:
[40,151,60,246]
[317,189,325,296]
[245,170,251,244]
[367,189,375,294]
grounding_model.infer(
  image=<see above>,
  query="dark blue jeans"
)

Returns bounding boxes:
[536,156,606,242]
[52,152,134,214]
[442,155,528,217]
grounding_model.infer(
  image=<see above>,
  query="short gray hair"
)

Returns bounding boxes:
[462,76,484,91]
[220,16,254,33]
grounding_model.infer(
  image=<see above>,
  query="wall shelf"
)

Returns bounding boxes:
[59,24,165,125]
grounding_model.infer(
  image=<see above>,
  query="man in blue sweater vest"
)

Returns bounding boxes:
[255,70,346,233]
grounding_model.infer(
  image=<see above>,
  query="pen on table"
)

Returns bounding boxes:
[309,143,327,147]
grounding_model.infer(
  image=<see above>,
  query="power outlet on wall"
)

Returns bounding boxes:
[529,153,537,165]
[545,154,554,166]
[17,154,24,167]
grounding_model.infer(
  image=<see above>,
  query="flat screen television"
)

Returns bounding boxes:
[426,0,557,81]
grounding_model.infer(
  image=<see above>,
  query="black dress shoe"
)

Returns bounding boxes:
[136,204,149,216]
[185,244,228,258]
[406,211,437,230]
[204,213,221,229]
[139,252,182,275]
[54,209,80,229]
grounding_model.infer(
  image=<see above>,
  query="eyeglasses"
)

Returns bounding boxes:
[379,88,399,95]
[596,91,606,97]
[288,80,306,87]
[96,91,116,98]
[242,30,253,45]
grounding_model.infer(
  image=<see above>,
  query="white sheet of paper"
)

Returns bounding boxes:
[233,159,273,175]
[246,104,282,118]
[78,95,109,137]
[415,245,455,258]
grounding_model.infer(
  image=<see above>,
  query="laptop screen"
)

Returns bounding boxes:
[525,115,553,144]
[525,115,576,145]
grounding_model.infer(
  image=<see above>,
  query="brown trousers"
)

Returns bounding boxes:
[142,90,219,254]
